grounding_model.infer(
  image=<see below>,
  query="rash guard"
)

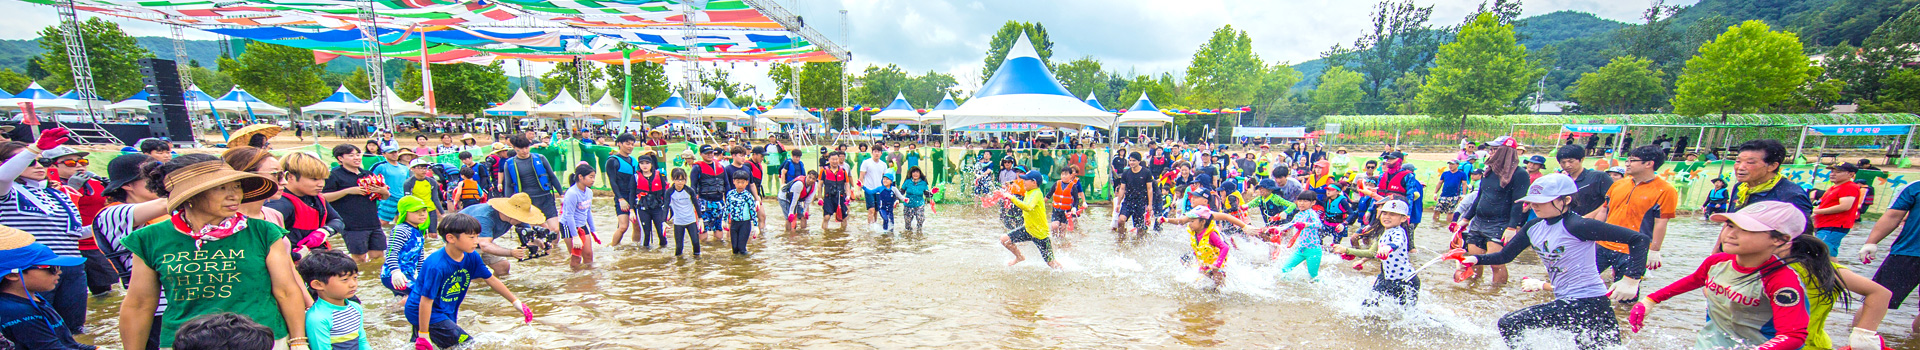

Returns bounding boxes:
[1471,214,1648,300]
[1646,253,1809,350]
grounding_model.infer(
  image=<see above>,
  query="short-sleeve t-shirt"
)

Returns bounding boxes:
[859,158,891,189]
[456,204,512,239]
[121,217,291,347]
[1884,183,1920,257]
[1812,181,1862,229]
[1599,177,1678,253]
[1117,169,1154,204]
[404,249,495,325]
[1438,170,1468,197]
[306,299,371,350]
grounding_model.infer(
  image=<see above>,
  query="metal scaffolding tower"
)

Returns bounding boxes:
[52,0,122,145]
[357,0,391,131]
[170,23,193,89]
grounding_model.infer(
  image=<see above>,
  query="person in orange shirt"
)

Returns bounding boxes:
[1583,145,1676,303]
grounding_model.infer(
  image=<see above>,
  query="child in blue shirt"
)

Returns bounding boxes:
[721,170,760,255]
[0,227,91,350]
[1271,192,1327,280]
[297,250,369,350]
[383,196,432,295]
[406,213,532,350]
[874,174,900,232]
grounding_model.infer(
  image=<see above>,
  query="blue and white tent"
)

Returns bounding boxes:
[644,92,696,121]
[0,83,68,111]
[945,35,1114,129]
[917,92,958,125]
[214,87,288,115]
[1084,92,1106,111]
[304,86,372,115]
[485,89,539,117]
[870,92,921,124]
[759,95,815,123]
[695,95,750,122]
[1115,92,1174,126]
[105,90,154,113]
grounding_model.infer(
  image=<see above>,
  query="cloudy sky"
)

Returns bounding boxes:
[5,0,1693,95]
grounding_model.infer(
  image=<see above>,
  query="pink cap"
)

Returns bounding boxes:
[1709,201,1806,239]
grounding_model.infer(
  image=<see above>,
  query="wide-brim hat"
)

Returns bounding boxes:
[0,125,13,134]
[486,192,547,224]
[162,161,279,211]
[0,225,85,274]
[489,142,513,154]
[459,133,476,142]
[230,124,282,145]
[104,153,156,193]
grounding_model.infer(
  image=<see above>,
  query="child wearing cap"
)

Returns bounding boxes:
[1334,199,1418,308]
[1631,201,1810,350]
[401,159,447,231]
[998,171,1061,269]
[1162,206,1250,287]
[382,196,433,295]
[0,225,92,350]
[1459,173,1650,348]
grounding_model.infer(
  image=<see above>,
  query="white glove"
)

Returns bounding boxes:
[1849,327,1881,349]
[389,270,410,290]
[1860,243,1879,264]
[1646,250,1663,270]
[1606,278,1641,303]
[1519,277,1548,292]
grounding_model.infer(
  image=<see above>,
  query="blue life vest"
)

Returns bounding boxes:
[501,155,553,193]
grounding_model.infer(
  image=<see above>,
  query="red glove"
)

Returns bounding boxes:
[415,337,434,350]
[34,128,69,151]
[1627,303,1649,333]
[1440,248,1467,262]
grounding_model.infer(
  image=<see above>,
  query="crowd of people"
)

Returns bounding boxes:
[1,121,1919,349]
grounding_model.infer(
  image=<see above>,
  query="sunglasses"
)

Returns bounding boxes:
[27,265,57,273]
[38,158,88,167]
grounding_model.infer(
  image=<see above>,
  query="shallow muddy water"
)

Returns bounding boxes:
[78,199,1920,349]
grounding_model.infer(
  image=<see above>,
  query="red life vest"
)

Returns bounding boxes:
[280,192,329,232]
[1049,179,1078,210]
[1381,166,1413,196]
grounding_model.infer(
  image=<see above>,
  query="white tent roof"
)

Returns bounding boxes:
[645,92,697,121]
[944,35,1114,130]
[534,88,587,118]
[759,96,814,122]
[870,92,921,124]
[583,91,624,119]
[484,89,539,117]
[1115,92,1174,126]
[1,83,90,112]
[104,91,152,113]
[918,92,958,125]
[374,86,429,117]
[694,96,750,122]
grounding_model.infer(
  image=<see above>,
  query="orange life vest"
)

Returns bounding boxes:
[1049,179,1078,210]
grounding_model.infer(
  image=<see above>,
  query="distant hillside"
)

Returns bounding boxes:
[0,36,227,73]
[1291,10,1626,92]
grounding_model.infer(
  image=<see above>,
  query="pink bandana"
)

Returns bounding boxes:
[170,210,249,249]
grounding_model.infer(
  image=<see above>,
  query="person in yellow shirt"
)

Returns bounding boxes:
[998,170,1061,269]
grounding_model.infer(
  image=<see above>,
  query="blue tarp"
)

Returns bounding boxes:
[1807,125,1913,136]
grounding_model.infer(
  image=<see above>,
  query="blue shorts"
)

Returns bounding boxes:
[698,198,725,230]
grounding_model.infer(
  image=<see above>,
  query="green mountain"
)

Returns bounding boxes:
[0,36,227,73]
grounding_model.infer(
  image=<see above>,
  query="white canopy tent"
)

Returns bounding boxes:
[870,92,921,124]
[303,86,373,116]
[533,88,588,118]
[1115,92,1175,126]
[695,96,750,123]
[213,88,289,115]
[484,89,540,117]
[584,92,624,119]
[0,83,65,111]
[104,91,153,113]
[943,35,1114,130]
[373,86,429,117]
[917,92,957,125]
[759,96,815,123]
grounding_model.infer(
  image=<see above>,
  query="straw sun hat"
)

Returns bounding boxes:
[230,124,282,146]
[0,225,85,274]
[162,161,280,211]
[486,193,547,224]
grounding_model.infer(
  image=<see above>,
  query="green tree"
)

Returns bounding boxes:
[605,60,671,108]
[394,65,423,101]
[1769,65,1845,113]
[1861,69,1920,113]
[189,66,234,98]
[0,69,28,94]
[695,67,752,105]
[1671,20,1810,121]
[903,71,958,108]
[1822,5,1919,103]
[1569,56,1666,114]
[31,18,153,101]
[420,62,511,116]
[1384,71,1426,114]
[980,21,1053,82]
[228,42,328,115]
[1311,66,1365,116]
[854,64,910,107]
[1053,57,1107,98]
[343,67,371,100]
[538,61,602,103]
[1250,63,1304,126]
[1417,12,1544,129]
[1323,0,1445,114]
[794,62,845,128]
[769,62,799,97]
[1186,25,1263,108]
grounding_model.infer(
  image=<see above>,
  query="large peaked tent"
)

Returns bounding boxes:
[917,93,958,125]
[870,92,921,124]
[533,88,587,118]
[304,86,373,116]
[944,35,1114,130]
[696,96,750,122]
[759,96,814,123]
[645,93,697,121]
[484,89,539,117]
[213,88,288,115]
[1116,93,1174,126]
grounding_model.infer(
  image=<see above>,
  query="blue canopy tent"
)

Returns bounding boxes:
[1798,124,1916,165]
[643,92,695,121]
[304,86,373,116]
[945,34,1114,131]
[870,92,921,125]
[1083,92,1105,111]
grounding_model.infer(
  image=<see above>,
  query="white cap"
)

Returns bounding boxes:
[408,158,434,168]
[1376,200,1410,216]
[1517,173,1577,203]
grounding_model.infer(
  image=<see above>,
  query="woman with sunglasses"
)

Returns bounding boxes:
[117,155,310,349]
[40,144,120,298]
[0,138,93,335]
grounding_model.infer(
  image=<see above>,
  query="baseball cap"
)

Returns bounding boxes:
[1524,155,1547,165]
[1709,201,1807,238]
[1020,170,1045,183]
[104,153,156,193]
[1606,166,1626,174]
[1382,151,1404,160]
[37,146,88,161]
[0,225,86,274]
[1185,206,1214,219]
[1829,162,1859,173]
[1257,178,1280,192]
[1517,173,1577,203]
[1376,200,1410,216]
[408,158,433,168]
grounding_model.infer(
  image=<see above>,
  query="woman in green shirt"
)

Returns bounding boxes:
[117,155,310,350]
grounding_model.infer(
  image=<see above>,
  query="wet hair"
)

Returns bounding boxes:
[139,138,172,154]
[509,134,533,149]
[295,249,358,292]
[1737,139,1787,165]
[670,168,688,180]
[1629,145,1668,170]
[458,151,472,160]
[145,153,221,197]
[279,152,328,180]
[173,313,274,350]
[437,212,483,236]
[789,149,804,157]
[331,144,359,160]
[1554,144,1585,161]
[730,170,752,181]
[220,146,275,173]
[572,163,596,187]
[1778,234,1850,307]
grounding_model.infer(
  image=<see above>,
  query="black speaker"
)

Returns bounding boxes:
[138,58,194,144]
